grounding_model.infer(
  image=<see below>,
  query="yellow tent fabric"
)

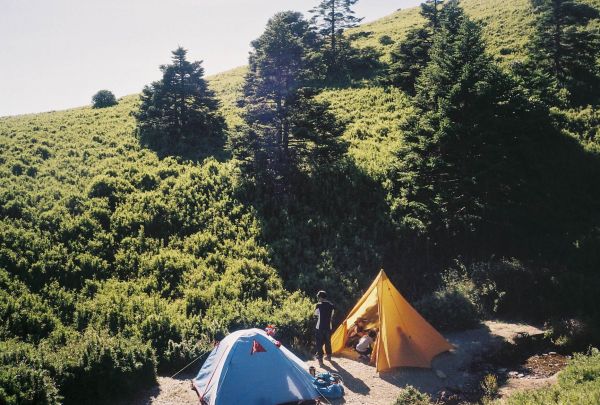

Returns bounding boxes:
[331,270,452,372]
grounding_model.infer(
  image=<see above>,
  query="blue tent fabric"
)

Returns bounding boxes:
[193,329,320,405]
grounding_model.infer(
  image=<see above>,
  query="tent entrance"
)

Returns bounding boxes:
[330,270,453,372]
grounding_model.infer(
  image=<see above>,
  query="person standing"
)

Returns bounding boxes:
[314,290,335,361]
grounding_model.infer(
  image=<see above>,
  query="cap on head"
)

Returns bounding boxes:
[317,290,327,299]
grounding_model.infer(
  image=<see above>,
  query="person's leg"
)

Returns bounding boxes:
[315,329,324,359]
[324,329,332,357]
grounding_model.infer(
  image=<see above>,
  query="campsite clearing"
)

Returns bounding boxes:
[123,320,550,405]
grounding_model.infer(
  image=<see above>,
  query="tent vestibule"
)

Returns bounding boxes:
[330,270,452,372]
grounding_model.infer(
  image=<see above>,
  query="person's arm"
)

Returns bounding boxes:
[330,303,335,329]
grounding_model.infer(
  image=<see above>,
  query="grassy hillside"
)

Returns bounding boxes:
[0,96,313,403]
[349,0,537,63]
[208,0,600,170]
[1,0,599,403]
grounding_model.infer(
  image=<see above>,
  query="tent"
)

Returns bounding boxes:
[193,328,320,405]
[330,270,452,372]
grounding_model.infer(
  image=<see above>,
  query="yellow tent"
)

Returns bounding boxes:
[330,270,452,372]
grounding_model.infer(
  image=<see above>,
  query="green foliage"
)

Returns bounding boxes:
[503,348,600,404]
[2,1,600,402]
[481,373,499,400]
[546,318,600,352]
[45,330,156,404]
[416,268,483,331]
[310,0,363,56]
[135,47,225,152]
[241,11,346,176]
[378,34,394,45]
[469,259,548,319]
[0,268,58,342]
[0,333,155,405]
[556,105,600,145]
[0,342,61,405]
[0,90,313,401]
[397,1,512,240]
[91,90,117,109]
[394,385,431,405]
[387,0,444,94]
[527,0,600,106]
[420,0,445,29]
[388,27,432,94]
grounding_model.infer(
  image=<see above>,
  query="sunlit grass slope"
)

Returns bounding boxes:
[206,0,599,175]
[0,0,599,401]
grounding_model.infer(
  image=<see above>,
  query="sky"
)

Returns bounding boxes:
[0,0,421,117]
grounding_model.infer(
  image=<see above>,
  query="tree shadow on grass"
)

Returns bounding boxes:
[140,129,231,164]
[237,157,405,315]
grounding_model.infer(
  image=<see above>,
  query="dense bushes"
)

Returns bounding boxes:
[415,268,484,331]
[0,341,61,405]
[0,97,314,401]
[0,0,599,402]
[0,333,155,405]
[394,385,431,405]
[47,331,156,403]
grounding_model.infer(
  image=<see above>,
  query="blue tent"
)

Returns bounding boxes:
[193,328,320,405]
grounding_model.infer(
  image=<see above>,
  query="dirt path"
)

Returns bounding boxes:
[130,321,545,405]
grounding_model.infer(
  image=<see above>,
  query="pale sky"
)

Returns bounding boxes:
[0,0,421,116]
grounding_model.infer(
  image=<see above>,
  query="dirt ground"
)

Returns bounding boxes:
[127,321,550,405]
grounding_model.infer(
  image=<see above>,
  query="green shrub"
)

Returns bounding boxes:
[0,268,58,341]
[0,341,61,405]
[92,90,118,109]
[379,35,395,45]
[481,373,499,400]
[46,330,156,404]
[394,385,431,405]
[415,269,483,331]
[546,318,600,353]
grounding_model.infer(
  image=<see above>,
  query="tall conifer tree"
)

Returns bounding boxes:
[528,0,600,105]
[397,1,541,252]
[241,12,344,177]
[388,0,445,94]
[135,47,223,148]
[310,0,363,67]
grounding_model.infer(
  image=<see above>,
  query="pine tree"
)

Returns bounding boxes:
[397,1,540,252]
[388,28,432,95]
[388,0,445,94]
[310,0,363,65]
[420,0,444,29]
[528,0,600,106]
[240,12,343,177]
[135,47,224,149]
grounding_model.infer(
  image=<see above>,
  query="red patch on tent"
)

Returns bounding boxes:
[251,340,266,355]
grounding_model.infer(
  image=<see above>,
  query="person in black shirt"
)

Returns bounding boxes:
[314,290,335,361]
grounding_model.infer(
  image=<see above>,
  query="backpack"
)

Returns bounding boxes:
[312,372,344,399]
